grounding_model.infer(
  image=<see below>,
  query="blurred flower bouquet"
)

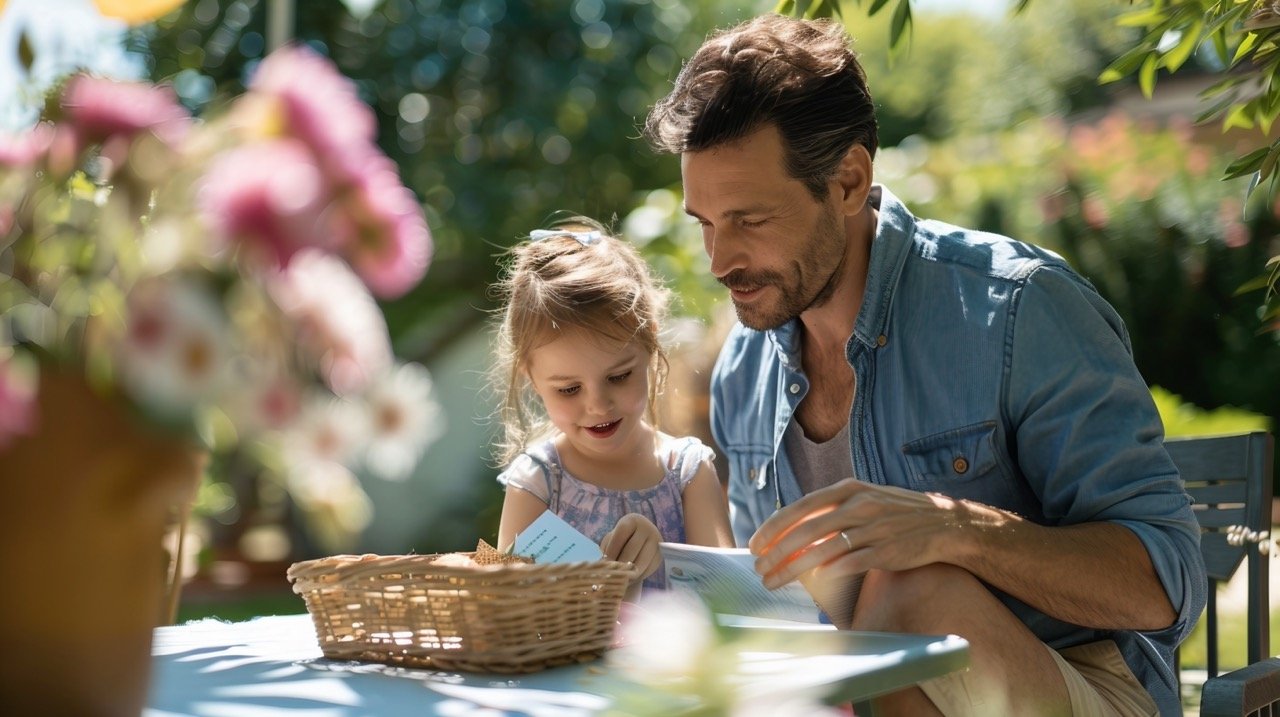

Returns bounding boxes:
[0,39,446,716]
[0,45,443,491]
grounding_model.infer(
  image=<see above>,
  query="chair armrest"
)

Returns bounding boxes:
[1201,658,1280,717]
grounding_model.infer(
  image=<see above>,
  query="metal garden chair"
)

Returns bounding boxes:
[1167,431,1277,717]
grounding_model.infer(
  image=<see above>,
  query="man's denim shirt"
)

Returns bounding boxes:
[710,185,1206,715]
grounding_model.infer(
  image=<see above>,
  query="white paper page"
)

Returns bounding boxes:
[659,542,822,624]
[513,510,603,564]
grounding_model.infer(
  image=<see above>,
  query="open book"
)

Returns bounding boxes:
[659,543,864,626]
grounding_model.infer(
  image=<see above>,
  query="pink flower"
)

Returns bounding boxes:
[60,74,190,147]
[240,45,431,297]
[1219,197,1249,248]
[249,45,376,177]
[0,351,39,451]
[0,123,53,168]
[332,154,433,298]
[268,249,394,395]
[1081,194,1111,230]
[197,140,329,269]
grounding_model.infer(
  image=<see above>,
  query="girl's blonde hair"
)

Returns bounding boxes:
[489,216,670,466]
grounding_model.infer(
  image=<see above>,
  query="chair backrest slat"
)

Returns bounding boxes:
[1167,434,1255,480]
[1186,483,1249,505]
[1167,431,1274,681]
[1194,507,1251,530]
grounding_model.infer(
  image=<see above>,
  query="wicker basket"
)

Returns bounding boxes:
[287,548,636,673]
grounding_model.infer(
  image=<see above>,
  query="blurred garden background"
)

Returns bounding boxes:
[2,0,1277,699]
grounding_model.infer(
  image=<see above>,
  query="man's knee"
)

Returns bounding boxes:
[852,564,988,633]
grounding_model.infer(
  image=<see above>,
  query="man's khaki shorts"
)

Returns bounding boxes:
[918,639,1160,716]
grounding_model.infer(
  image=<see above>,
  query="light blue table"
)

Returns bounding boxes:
[145,613,969,716]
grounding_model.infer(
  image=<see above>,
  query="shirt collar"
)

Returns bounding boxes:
[853,184,915,348]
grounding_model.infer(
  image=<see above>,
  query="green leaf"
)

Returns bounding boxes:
[1100,46,1152,84]
[1197,91,1243,124]
[1262,90,1280,130]
[1224,103,1257,131]
[1245,169,1265,207]
[1139,54,1158,98]
[1235,276,1272,295]
[774,0,796,15]
[1205,4,1248,37]
[1164,20,1202,72]
[868,0,892,15]
[1199,74,1246,101]
[1260,144,1280,183]
[1116,8,1170,28]
[889,0,912,51]
[1233,32,1260,66]
[803,0,840,19]
[1011,0,1032,14]
[1260,305,1280,328]
[1224,146,1270,179]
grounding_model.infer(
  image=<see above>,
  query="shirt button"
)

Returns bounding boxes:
[876,334,888,347]
[789,383,801,394]
[953,456,969,474]
[748,468,757,480]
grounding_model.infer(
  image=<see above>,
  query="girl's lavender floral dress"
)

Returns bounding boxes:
[497,434,714,590]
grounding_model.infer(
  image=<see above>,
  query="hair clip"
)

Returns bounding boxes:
[529,229,603,246]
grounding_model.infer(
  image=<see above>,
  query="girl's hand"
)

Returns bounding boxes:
[601,513,662,582]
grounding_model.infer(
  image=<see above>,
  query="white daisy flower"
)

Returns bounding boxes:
[117,277,232,418]
[357,361,444,481]
[279,392,369,470]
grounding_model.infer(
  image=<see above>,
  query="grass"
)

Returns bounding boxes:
[175,592,307,624]
[1177,585,1277,715]
[1179,609,1279,672]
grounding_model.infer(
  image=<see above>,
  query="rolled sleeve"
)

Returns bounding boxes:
[1006,266,1206,638]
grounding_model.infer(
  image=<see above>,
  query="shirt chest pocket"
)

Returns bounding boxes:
[901,421,998,492]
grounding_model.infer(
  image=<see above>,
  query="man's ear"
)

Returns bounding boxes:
[832,144,873,216]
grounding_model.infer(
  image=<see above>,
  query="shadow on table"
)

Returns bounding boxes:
[146,643,614,717]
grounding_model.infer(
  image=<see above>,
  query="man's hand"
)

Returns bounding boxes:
[747,478,1175,631]
[748,478,973,589]
[601,513,663,582]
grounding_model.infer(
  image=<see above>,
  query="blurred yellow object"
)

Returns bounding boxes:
[93,0,186,24]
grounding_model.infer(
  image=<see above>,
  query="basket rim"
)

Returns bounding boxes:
[286,552,638,582]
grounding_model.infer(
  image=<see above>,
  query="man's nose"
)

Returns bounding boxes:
[705,227,744,280]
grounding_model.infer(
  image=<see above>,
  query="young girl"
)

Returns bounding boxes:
[491,217,734,593]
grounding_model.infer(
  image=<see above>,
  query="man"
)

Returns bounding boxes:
[643,14,1205,716]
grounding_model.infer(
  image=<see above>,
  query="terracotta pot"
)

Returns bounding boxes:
[0,369,203,717]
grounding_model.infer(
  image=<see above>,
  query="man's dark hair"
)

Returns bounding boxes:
[643,14,878,200]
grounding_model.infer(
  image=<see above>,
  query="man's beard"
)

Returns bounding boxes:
[721,206,846,331]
